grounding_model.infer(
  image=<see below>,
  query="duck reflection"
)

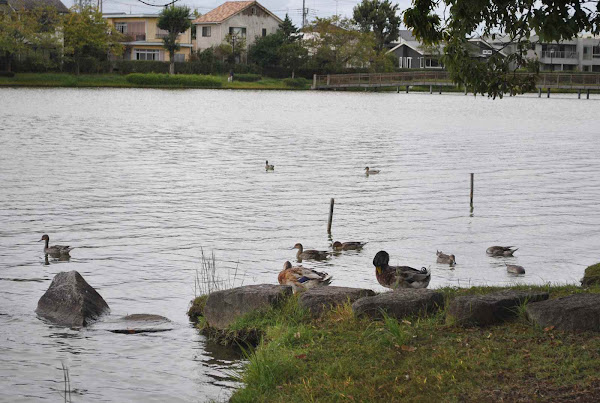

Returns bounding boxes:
[44,253,71,265]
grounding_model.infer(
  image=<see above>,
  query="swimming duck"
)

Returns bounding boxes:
[506,264,525,274]
[265,160,274,171]
[436,250,456,265]
[278,261,332,292]
[332,241,367,251]
[364,167,380,175]
[39,234,73,256]
[292,243,329,260]
[486,246,518,257]
[372,251,431,289]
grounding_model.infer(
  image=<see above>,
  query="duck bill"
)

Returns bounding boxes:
[376,266,382,275]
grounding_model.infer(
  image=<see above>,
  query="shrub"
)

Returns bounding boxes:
[0,71,15,77]
[234,73,262,82]
[283,77,309,88]
[114,60,170,74]
[125,73,222,87]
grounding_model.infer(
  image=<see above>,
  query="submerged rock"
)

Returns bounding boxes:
[526,294,600,332]
[299,286,375,317]
[204,284,292,329]
[93,314,173,334]
[36,271,110,327]
[447,290,548,327]
[352,289,444,320]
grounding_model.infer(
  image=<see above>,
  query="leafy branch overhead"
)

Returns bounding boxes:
[404,0,600,98]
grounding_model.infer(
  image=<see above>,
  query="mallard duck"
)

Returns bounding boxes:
[486,246,518,257]
[372,251,431,289]
[506,264,525,274]
[278,261,332,292]
[39,234,73,256]
[436,250,456,265]
[292,243,329,260]
[265,160,274,171]
[332,241,367,251]
[364,167,380,174]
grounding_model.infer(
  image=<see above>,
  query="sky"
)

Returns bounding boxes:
[64,0,414,28]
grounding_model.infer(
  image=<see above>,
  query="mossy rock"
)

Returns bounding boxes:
[187,295,208,323]
[581,263,600,287]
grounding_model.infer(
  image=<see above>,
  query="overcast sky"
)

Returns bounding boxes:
[65,0,414,28]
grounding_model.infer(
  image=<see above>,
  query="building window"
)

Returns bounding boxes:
[191,26,196,40]
[419,57,424,68]
[115,22,127,33]
[135,49,160,61]
[229,27,247,37]
[252,7,256,15]
[174,53,185,62]
[262,28,267,37]
[202,26,211,37]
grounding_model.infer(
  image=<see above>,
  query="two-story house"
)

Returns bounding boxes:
[103,13,194,62]
[193,1,282,54]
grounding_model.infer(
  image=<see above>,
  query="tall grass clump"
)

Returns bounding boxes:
[283,77,309,88]
[126,73,222,87]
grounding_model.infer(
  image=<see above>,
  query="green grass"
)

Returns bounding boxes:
[0,72,310,90]
[225,284,600,402]
[583,263,600,286]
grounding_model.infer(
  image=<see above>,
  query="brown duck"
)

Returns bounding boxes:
[373,251,431,289]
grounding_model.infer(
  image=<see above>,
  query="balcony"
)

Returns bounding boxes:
[122,33,146,42]
[541,50,578,60]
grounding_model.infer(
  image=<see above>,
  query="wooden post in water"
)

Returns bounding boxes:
[578,89,581,99]
[464,86,468,95]
[547,88,551,98]
[439,86,442,94]
[470,173,474,209]
[406,85,409,93]
[587,89,590,99]
[327,198,334,234]
[538,87,542,98]
[397,86,399,93]
[430,85,433,94]
[312,74,317,89]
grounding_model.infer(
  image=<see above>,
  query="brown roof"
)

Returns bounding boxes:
[7,0,68,13]
[193,1,256,24]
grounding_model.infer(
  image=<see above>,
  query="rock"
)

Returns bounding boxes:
[352,289,444,320]
[447,290,548,327]
[92,314,173,334]
[203,284,292,329]
[581,263,600,287]
[299,286,375,317]
[526,294,600,332]
[36,271,110,327]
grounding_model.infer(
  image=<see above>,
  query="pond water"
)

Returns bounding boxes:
[1,87,599,401]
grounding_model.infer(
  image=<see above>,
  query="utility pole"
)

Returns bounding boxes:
[302,0,306,28]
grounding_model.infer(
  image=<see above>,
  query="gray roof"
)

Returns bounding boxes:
[6,0,69,13]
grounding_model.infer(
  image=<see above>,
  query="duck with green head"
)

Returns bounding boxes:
[373,251,430,289]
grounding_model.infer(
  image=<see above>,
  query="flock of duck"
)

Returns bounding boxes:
[278,243,525,292]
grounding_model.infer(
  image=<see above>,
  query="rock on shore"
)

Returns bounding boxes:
[526,293,600,332]
[352,289,444,320]
[299,286,375,317]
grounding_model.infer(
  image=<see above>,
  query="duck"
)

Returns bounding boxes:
[332,241,367,251]
[486,246,518,257]
[436,250,456,265]
[278,261,332,292]
[506,264,525,274]
[372,251,431,289]
[292,243,329,260]
[265,160,274,171]
[364,167,380,175]
[39,234,73,256]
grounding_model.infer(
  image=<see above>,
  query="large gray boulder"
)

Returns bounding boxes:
[526,294,600,332]
[204,284,292,329]
[299,286,375,317]
[36,271,110,327]
[447,290,549,326]
[352,289,444,320]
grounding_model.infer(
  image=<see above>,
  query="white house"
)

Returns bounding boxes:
[192,1,282,52]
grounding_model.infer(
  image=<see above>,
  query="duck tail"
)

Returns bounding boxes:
[419,267,430,275]
[322,274,333,285]
[508,248,518,256]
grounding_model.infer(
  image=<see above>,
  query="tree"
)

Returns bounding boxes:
[403,0,600,98]
[0,5,61,72]
[278,41,308,77]
[279,13,298,42]
[353,0,401,51]
[248,32,285,67]
[157,5,191,74]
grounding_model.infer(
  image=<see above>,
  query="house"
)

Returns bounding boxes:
[193,1,282,53]
[0,0,68,13]
[387,30,444,69]
[103,13,195,62]
[485,34,600,72]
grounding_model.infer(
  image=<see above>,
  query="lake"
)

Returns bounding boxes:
[1,87,599,401]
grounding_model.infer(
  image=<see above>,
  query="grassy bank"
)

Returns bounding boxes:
[0,73,310,90]
[191,284,600,402]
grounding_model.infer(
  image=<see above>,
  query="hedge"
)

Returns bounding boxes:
[0,71,15,77]
[125,73,222,87]
[283,77,309,88]
[234,73,262,82]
